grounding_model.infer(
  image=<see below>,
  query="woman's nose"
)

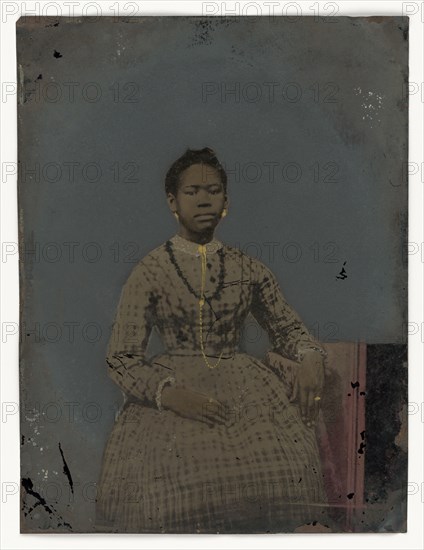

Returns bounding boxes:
[197,190,212,205]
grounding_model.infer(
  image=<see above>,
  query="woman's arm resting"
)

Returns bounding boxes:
[250,260,326,425]
[250,260,326,362]
[106,261,174,408]
[291,350,324,426]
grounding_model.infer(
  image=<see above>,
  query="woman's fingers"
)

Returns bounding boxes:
[298,383,308,423]
[208,408,227,425]
[295,357,325,427]
[313,395,321,424]
[289,377,299,402]
[201,399,227,425]
[213,402,228,424]
[308,391,318,426]
[297,384,322,427]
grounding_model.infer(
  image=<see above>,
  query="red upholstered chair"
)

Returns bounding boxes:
[265,342,367,532]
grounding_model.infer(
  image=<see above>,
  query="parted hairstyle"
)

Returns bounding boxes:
[165,147,228,196]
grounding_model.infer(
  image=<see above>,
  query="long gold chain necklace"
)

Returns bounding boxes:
[197,244,224,369]
[165,240,225,369]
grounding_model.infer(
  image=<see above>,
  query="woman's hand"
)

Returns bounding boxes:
[290,351,324,427]
[161,386,227,428]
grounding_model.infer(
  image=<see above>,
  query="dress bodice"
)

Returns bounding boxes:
[148,237,255,357]
[106,234,325,407]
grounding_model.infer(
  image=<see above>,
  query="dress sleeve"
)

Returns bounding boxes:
[250,259,326,362]
[106,260,174,408]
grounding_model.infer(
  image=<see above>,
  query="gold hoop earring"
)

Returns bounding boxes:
[221,208,227,218]
[173,212,179,220]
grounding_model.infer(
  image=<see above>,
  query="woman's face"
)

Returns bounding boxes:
[167,163,228,236]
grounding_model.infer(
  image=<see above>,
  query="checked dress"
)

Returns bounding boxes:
[95,233,328,533]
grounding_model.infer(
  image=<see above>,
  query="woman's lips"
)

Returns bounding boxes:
[195,213,216,220]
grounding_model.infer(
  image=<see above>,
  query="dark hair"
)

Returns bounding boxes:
[165,147,227,196]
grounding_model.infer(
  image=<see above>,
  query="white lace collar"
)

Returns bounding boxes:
[169,233,223,256]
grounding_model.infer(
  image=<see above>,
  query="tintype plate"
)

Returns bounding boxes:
[17,15,408,533]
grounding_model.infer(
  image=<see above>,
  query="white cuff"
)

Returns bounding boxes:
[155,375,176,411]
[297,346,327,362]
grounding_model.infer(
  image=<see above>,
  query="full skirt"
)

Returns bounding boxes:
[95,352,328,533]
